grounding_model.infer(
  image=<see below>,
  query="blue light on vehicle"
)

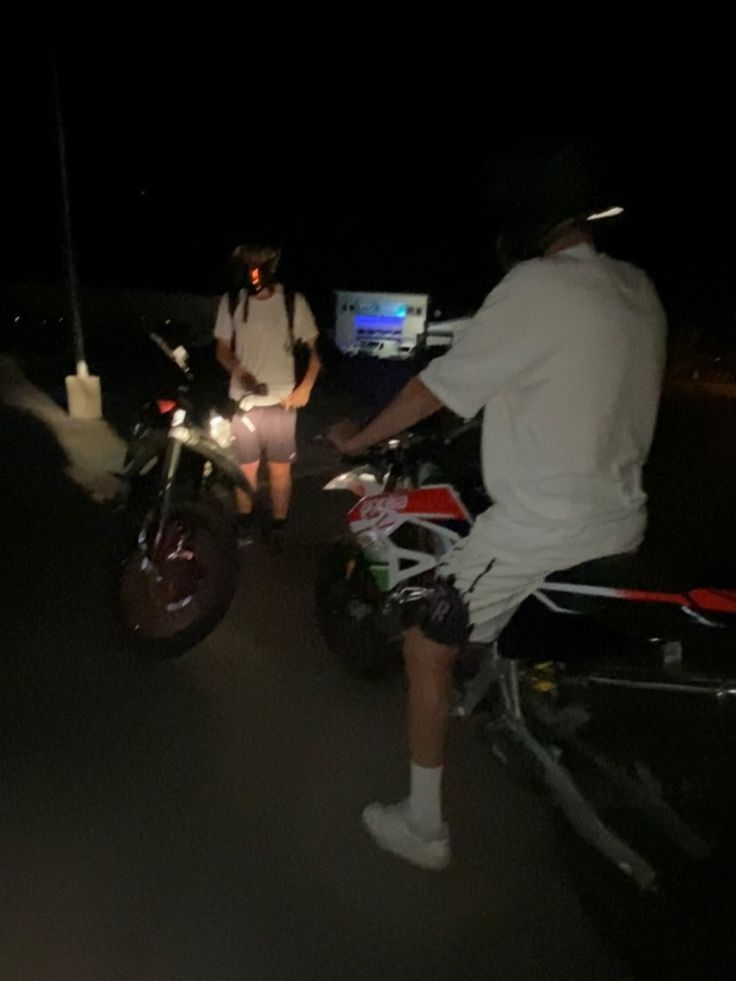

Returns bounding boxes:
[355,315,405,329]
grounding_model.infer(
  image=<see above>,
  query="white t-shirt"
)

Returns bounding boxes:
[421,243,667,551]
[213,284,318,405]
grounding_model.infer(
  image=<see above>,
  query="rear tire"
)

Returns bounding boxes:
[119,501,237,658]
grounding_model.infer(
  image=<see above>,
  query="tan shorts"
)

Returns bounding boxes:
[231,406,297,464]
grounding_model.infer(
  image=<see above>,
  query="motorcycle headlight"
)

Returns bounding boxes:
[209,414,234,448]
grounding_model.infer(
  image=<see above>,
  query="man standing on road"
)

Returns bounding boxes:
[329,166,668,871]
[214,243,321,544]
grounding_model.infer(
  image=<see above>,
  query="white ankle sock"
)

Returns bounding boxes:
[408,762,444,837]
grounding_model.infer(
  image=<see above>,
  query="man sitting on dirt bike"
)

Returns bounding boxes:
[328,146,668,871]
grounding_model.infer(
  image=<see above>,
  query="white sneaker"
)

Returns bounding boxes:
[362,802,451,871]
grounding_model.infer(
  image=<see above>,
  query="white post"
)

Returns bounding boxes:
[53,50,102,420]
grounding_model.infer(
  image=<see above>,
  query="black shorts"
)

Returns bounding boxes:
[230,406,297,464]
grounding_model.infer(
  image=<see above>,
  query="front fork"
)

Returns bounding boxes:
[151,430,184,551]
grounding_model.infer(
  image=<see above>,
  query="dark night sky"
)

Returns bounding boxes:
[3,20,735,331]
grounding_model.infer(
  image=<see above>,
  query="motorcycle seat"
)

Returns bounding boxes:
[531,550,736,641]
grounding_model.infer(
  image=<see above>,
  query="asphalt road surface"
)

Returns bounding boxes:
[2,373,735,981]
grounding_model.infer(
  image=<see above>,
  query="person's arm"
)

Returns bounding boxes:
[328,376,445,456]
[215,339,262,391]
[281,336,321,409]
[213,293,265,391]
[215,338,240,376]
[282,294,322,409]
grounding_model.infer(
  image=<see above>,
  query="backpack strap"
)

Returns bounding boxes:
[227,289,248,353]
[227,288,295,353]
[284,290,296,349]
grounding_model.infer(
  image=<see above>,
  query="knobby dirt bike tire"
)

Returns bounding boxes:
[118,500,238,658]
[314,540,403,680]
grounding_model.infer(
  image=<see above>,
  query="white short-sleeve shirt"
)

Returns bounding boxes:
[213,284,318,405]
[421,243,667,548]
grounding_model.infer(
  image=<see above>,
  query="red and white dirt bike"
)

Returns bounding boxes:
[315,419,736,897]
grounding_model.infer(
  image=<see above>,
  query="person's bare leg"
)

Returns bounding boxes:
[403,624,457,837]
[403,625,457,768]
[236,462,260,515]
[361,625,455,869]
[267,461,292,521]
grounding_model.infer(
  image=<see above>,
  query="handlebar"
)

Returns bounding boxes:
[343,415,480,464]
[149,332,194,381]
[353,416,481,459]
[441,415,481,445]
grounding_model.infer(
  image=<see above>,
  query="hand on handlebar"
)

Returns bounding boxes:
[326,418,362,456]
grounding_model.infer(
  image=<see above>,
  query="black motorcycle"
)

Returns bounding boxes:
[114,333,251,657]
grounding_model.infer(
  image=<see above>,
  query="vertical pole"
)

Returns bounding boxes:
[52,51,88,376]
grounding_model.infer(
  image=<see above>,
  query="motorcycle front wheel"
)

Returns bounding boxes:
[119,500,237,657]
[315,540,402,679]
